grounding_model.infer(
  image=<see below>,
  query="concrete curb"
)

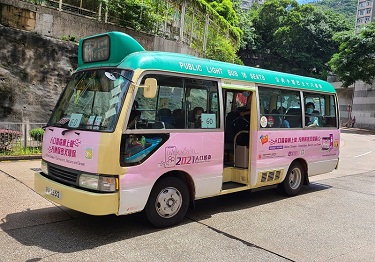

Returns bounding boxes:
[0,155,42,162]
[340,127,375,135]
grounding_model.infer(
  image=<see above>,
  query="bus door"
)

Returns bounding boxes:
[222,82,256,192]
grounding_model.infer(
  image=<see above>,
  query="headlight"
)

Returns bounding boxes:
[41,160,48,175]
[79,173,118,192]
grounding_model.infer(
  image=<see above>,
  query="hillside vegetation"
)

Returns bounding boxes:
[309,0,358,28]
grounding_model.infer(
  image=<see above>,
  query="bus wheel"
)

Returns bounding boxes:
[145,177,189,228]
[279,161,304,196]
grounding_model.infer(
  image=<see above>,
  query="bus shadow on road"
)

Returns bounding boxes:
[0,183,331,255]
[0,208,160,254]
[186,182,332,221]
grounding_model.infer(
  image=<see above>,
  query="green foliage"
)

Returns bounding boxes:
[30,128,44,142]
[239,0,350,79]
[61,35,77,42]
[1,144,42,156]
[105,0,163,33]
[205,34,243,64]
[0,128,43,156]
[63,0,100,10]
[232,0,256,50]
[206,0,238,26]
[310,0,357,29]
[329,22,375,87]
[195,0,242,43]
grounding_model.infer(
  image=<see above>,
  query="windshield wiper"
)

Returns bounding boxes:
[42,125,55,131]
[61,129,81,136]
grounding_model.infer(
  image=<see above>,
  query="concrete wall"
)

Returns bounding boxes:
[0,0,200,123]
[335,88,353,126]
[327,75,354,127]
[0,0,199,55]
[330,75,375,129]
[351,80,375,129]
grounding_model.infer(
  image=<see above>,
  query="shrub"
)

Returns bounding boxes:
[61,35,77,42]
[30,128,44,142]
[0,129,22,152]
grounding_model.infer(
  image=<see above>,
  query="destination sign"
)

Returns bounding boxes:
[82,35,110,63]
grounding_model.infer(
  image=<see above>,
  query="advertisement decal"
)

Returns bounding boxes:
[42,128,101,173]
[256,130,339,161]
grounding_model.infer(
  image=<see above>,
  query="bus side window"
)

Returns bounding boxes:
[131,75,183,129]
[303,93,337,128]
[131,75,219,130]
[258,86,301,128]
[322,94,337,127]
[186,79,219,129]
[127,100,141,129]
[285,108,302,128]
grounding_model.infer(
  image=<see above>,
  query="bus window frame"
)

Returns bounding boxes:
[256,85,304,130]
[302,92,339,129]
[256,84,339,130]
[123,71,225,134]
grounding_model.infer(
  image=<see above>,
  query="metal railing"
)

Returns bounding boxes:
[0,122,46,155]
[43,0,97,18]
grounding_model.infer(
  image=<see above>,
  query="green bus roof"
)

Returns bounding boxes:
[77,32,145,68]
[77,32,336,93]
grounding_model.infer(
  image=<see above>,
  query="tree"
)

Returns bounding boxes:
[232,0,256,50]
[205,34,243,64]
[329,22,375,87]
[238,0,350,79]
[105,0,163,33]
[311,0,357,29]
[205,0,239,26]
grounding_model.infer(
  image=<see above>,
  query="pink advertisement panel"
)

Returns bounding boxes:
[42,128,101,173]
[120,132,224,190]
[253,129,340,169]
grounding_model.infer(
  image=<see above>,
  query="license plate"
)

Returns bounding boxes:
[45,186,61,199]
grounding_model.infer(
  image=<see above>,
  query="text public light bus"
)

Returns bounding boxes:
[35,32,340,227]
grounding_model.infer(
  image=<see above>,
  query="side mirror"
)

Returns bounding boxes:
[143,78,157,98]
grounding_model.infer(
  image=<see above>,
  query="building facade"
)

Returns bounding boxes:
[241,0,264,11]
[355,0,375,32]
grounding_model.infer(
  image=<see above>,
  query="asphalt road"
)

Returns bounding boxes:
[1,128,375,262]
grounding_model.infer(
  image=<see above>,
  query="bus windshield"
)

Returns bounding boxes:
[48,69,132,132]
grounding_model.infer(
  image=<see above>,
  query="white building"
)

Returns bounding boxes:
[241,0,264,10]
[355,0,375,32]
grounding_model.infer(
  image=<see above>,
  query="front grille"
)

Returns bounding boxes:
[47,163,80,185]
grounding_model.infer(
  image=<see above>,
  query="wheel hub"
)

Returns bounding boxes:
[155,187,182,218]
[289,168,302,190]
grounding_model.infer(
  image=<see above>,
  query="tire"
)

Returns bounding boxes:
[279,161,305,196]
[145,177,190,228]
